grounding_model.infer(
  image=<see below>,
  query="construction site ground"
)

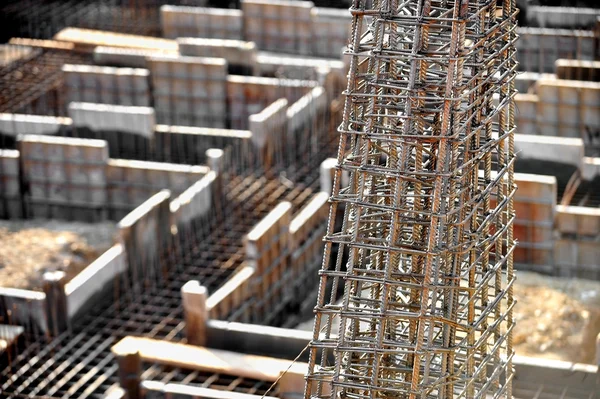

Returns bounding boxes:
[295,270,600,365]
[514,271,600,365]
[0,219,117,291]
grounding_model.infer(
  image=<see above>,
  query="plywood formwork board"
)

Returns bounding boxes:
[310,7,351,58]
[177,38,257,75]
[555,205,600,237]
[514,134,584,169]
[141,382,278,399]
[0,113,70,136]
[118,190,171,291]
[148,55,227,128]
[160,5,243,40]
[513,173,557,268]
[245,201,292,319]
[241,0,314,55]
[516,28,595,73]
[18,134,109,221]
[555,59,600,82]
[226,75,315,130]
[206,265,255,321]
[0,148,22,218]
[68,102,155,139]
[62,64,151,108]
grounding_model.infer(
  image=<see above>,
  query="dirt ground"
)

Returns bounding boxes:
[0,220,117,291]
[513,271,600,365]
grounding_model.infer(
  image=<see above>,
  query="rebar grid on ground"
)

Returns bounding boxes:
[305,1,518,399]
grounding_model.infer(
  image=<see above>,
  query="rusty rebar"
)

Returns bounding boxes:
[305,1,518,398]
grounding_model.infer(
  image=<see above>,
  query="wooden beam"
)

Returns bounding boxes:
[111,336,308,382]
[181,281,208,346]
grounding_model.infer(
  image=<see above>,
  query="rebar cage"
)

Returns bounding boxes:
[305,0,518,398]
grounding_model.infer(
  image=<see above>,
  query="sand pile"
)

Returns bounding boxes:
[0,220,116,291]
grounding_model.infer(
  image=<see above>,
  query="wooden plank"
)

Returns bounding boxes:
[111,336,307,382]
[53,28,178,52]
[8,38,75,51]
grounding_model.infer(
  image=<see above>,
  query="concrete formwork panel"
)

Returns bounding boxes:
[241,0,314,55]
[64,244,126,320]
[177,38,257,76]
[107,158,208,219]
[556,59,600,82]
[512,173,557,272]
[154,124,252,166]
[226,75,315,130]
[62,64,151,108]
[148,55,228,128]
[18,135,109,221]
[160,6,243,40]
[0,149,22,218]
[525,6,600,30]
[516,28,595,73]
[310,7,351,58]
[53,28,178,53]
[244,201,292,324]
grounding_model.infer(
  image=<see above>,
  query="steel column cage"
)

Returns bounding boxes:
[305,0,518,399]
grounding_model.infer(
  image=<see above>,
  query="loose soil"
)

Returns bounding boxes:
[0,220,117,291]
[513,271,600,365]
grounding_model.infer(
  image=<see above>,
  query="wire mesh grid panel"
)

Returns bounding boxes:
[0,132,338,398]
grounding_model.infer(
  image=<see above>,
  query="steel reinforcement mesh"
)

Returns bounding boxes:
[0,49,91,117]
[0,133,336,398]
[0,0,215,42]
